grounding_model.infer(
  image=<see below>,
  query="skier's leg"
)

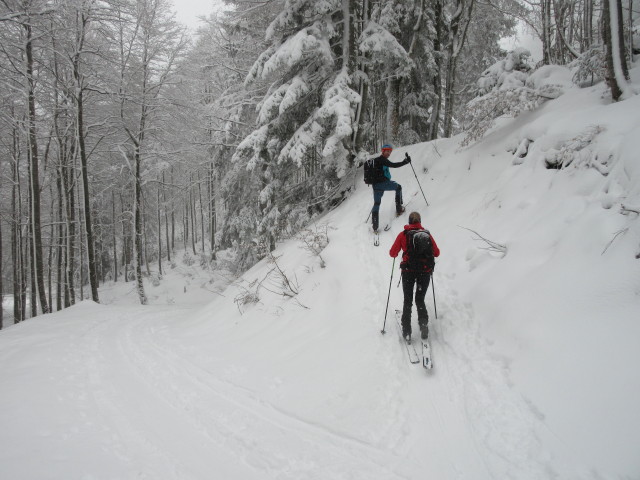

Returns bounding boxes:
[401,272,416,337]
[372,189,384,231]
[372,189,384,212]
[393,182,404,215]
[415,273,431,338]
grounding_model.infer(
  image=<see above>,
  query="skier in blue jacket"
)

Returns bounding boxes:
[369,144,411,232]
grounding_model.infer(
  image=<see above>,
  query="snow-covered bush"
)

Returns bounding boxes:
[544,125,607,172]
[182,251,195,266]
[463,50,576,146]
[297,223,333,268]
[150,273,162,287]
[477,48,532,95]
[463,88,541,146]
[199,253,210,269]
[233,278,261,314]
[569,47,606,87]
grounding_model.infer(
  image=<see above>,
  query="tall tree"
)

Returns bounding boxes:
[442,0,475,137]
[68,0,100,302]
[116,0,187,304]
[602,0,632,100]
[20,1,50,314]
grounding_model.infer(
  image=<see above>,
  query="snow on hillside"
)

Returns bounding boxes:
[1,67,639,480]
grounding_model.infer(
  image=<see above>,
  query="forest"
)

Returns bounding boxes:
[0,0,636,326]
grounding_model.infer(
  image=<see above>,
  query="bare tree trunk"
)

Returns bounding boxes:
[385,78,400,143]
[603,0,630,100]
[19,174,27,320]
[134,149,147,304]
[120,193,129,283]
[28,200,36,318]
[0,175,3,329]
[47,189,54,311]
[542,0,553,64]
[62,146,76,306]
[142,200,151,277]
[25,21,50,315]
[78,201,84,301]
[112,191,118,282]
[429,0,444,140]
[21,223,27,319]
[11,147,21,323]
[75,63,100,302]
[190,183,197,255]
[197,177,205,254]
[10,120,24,324]
[627,0,633,65]
[157,179,163,276]
[163,172,171,262]
[208,162,215,255]
[183,201,189,249]
[442,0,475,138]
[171,167,175,252]
[583,0,594,51]
[442,56,456,137]
[350,0,369,155]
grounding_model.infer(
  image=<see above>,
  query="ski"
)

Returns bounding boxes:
[421,337,433,370]
[401,191,419,212]
[395,309,420,364]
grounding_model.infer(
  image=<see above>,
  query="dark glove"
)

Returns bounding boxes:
[405,153,412,163]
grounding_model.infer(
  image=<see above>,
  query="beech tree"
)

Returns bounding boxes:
[602,0,632,100]
[113,0,188,304]
[0,0,51,316]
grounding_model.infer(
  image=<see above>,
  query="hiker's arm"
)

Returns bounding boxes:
[382,158,410,168]
[389,233,404,257]
[430,236,441,257]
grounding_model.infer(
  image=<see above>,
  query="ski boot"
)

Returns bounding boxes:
[372,211,379,233]
[420,324,429,340]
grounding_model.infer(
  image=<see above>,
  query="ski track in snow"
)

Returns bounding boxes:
[357,190,561,480]
[74,305,423,480]
[14,196,571,480]
[429,270,560,479]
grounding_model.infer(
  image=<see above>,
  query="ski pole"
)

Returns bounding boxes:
[431,272,438,319]
[381,257,396,334]
[406,153,429,206]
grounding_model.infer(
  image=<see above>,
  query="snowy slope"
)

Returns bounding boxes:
[1,69,639,480]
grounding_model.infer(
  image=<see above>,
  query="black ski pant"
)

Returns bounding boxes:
[401,271,431,336]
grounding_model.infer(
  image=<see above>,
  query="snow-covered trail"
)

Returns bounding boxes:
[162,143,572,479]
[0,145,578,480]
[337,151,565,480]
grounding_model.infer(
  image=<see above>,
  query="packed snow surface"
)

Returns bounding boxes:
[1,68,640,480]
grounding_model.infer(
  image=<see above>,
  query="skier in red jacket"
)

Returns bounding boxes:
[389,211,440,342]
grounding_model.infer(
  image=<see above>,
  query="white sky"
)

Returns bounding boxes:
[171,0,222,30]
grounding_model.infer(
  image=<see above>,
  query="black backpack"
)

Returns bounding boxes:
[363,157,386,185]
[404,229,435,271]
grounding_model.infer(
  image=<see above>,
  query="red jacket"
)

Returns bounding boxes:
[389,223,440,271]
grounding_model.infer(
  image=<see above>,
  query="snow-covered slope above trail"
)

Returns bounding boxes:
[1,67,639,480]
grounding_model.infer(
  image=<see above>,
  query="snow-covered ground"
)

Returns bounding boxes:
[1,68,639,480]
